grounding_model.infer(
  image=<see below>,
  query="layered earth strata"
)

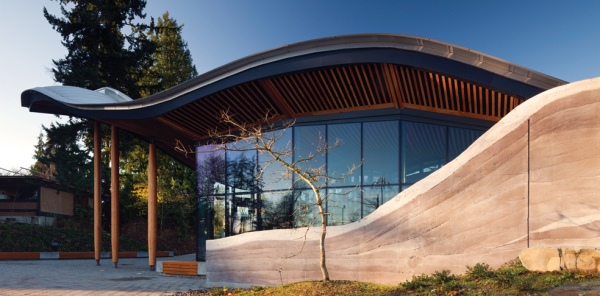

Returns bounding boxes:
[206,77,600,286]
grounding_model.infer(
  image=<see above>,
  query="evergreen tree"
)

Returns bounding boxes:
[121,11,198,236]
[43,0,154,97]
[139,11,198,97]
[33,118,94,198]
[36,3,199,241]
[30,132,55,178]
[36,0,155,201]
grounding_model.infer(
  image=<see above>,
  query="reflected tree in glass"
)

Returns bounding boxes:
[196,110,360,282]
[226,148,256,236]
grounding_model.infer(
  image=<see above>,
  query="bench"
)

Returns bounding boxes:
[162,261,198,276]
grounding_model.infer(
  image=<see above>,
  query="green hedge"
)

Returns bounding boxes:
[0,224,147,252]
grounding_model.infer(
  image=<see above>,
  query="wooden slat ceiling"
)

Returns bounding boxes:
[105,62,530,168]
[161,62,525,145]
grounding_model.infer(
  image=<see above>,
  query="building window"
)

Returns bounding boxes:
[363,121,399,186]
[197,116,485,237]
[327,123,361,186]
[402,121,446,184]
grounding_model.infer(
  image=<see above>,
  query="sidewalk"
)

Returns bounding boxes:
[0,254,205,295]
[548,281,600,296]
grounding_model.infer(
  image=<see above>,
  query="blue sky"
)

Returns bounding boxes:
[2,0,600,171]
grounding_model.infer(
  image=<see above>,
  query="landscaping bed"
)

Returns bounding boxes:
[171,259,600,295]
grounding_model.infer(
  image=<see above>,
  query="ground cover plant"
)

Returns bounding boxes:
[172,259,600,295]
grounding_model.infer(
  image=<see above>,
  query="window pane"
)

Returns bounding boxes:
[226,191,256,234]
[196,145,226,240]
[196,145,225,197]
[294,189,320,227]
[362,185,399,217]
[328,123,361,186]
[261,191,295,230]
[448,127,483,161]
[226,141,257,192]
[327,188,361,225]
[258,129,292,191]
[294,125,326,188]
[402,121,446,184]
[363,121,399,185]
[212,197,225,238]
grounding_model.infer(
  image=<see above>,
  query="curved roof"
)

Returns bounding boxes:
[21,33,567,168]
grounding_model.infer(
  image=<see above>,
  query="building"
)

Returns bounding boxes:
[0,174,75,226]
[21,34,568,277]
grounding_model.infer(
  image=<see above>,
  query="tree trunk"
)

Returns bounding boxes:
[313,187,330,281]
[319,208,329,281]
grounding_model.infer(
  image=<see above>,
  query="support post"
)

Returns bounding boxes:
[111,126,120,268]
[148,140,157,271]
[93,121,102,266]
[197,193,206,262]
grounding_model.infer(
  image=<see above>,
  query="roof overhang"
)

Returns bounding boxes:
[21,34,567,168]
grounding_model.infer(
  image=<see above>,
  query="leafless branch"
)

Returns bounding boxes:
[175,109,362,281]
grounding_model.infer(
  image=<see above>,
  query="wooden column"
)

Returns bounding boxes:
[111,126,120,268]
[93,121,102,266]
[148,140,157,271]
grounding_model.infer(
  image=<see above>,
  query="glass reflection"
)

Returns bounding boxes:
[402,122,446,184]
[261,191,294,230]
[196,145,225,239]
[327,188,361,225]
[328,123,361,186]
[196,145,225,197]
[363,121,399,185]
[363,185,399,217]
[198,117,489,236]
[294,125,326,188]
[448,127,483,161]
[225,143,257,235]
[258,129,292,191]
[294,190,320,227]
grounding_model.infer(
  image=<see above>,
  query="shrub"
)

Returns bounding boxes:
[466,263,495,281]
[402,270,461,294]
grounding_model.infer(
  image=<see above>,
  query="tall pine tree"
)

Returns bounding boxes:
[125,11,198,237]
[139,11,198,97]
[44,0,154,96]
[35,1,155,226]
[35,4,200,241]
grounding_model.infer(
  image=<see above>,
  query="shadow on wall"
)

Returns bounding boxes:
[206,77,600,287]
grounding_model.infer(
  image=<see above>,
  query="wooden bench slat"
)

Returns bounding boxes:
[162,261,198,275]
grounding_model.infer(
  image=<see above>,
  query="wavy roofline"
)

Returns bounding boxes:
[22,33,566,116]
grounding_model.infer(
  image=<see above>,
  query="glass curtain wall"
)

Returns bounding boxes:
[363,121,399,216]
[196,145,225,239]
[197,119,485,238]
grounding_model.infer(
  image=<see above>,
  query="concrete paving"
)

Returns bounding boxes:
[548,281,600,296]
[0,254,205,295]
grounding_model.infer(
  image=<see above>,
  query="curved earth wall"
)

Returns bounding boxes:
[206,77,600,286]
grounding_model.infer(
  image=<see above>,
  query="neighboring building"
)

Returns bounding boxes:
[0,175,75,226]
[20,34,566,262]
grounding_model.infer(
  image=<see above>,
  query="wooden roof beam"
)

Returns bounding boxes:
[404,103,501,122]
[258,79,296,118]
[156,117,206,140]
